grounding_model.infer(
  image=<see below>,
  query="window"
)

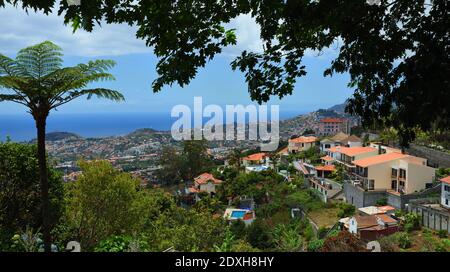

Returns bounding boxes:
[391,168,398,177]
[399,169,406,179]
[368,180,375,190]
[446,199,449,206]
[445,185,450,192]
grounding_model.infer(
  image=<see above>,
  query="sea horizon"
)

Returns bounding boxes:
[0,110,308,142]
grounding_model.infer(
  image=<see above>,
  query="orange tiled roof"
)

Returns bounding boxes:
[320,118,344,123]
[440,176,450,185]
[194,173,223,185]
[328,146,342,153]
[289,136,318,144]
[277,147,289,155]
[352,152,408,168]
[315,165,336,172]
[188,187,201,193]
[242,152,267,161]
[339,146,377,157]
[321,155,334,162]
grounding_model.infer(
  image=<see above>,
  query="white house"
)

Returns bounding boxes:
[441,176,450,209]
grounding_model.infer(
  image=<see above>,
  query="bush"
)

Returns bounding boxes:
[376,198,387,206]
[337,203,356,218]
[437,230,448,239]
[403,213,421,232]
[307,239,324,252]
[397,232,411,249]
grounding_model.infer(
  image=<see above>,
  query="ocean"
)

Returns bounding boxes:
[0,110,306,142]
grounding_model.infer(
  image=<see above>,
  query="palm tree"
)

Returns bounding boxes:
[0,41,124,252]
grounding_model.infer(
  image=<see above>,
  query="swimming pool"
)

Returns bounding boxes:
[230,210,246,219]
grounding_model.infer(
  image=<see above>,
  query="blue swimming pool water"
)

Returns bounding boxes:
[230,211,246,219]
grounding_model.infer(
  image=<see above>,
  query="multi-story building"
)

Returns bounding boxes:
[344,152,436,209]
[317,118,350,136]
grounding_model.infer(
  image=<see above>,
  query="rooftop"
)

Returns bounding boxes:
[338,146,378,157]
[194,172,223,185]
[315,165,336,172]
[321,155,334,162]
[289,136,318,144]
[242,152,267,161]
[320,118,345,123]
[352,152,409,167]
[441,176,450,185]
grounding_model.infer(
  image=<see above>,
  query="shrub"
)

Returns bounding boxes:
[437,230,448,239]
[307,239,324,252]
[397,232,411,249]
[403,213,421,232]
[337,203,356,218]
[376,198,387,206]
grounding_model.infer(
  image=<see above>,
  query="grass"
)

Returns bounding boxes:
[308,206,340,228]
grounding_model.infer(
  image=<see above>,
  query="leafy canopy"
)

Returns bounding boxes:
[0,41,124,116]
[1,1,449,145]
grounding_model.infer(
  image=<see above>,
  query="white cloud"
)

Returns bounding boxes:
[0,4,149,57]
[222,13,264,57]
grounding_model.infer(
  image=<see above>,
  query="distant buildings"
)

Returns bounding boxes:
[288,136,318,153]
[317,118,350,136]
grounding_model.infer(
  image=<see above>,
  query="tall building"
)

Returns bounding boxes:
[317,118,349,136]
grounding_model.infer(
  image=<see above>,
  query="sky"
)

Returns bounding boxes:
[0,3,353,116]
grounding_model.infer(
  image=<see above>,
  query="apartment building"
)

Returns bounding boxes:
[317,118,349,136]
[344,151,436,209]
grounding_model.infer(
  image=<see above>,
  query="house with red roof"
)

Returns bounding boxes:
[345,214,399,241]
[441,176,450,209]
[288,136,318,153]
[187,173,223,202]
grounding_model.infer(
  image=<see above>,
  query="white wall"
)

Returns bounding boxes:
[441,183,450,208]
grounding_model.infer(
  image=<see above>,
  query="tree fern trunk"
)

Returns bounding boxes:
[36,114,51,252]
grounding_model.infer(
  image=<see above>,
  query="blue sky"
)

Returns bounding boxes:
[0,3,353,116]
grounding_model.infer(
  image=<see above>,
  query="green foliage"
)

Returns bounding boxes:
[3,1,448,146]
[230,239,260,252]
[230,220,247,240]
[0,142,64,248]
[272,224,303,252]
[156,140,214,184]
[214,229,235,252]
[9,227,43,252]
[145,208,227,252]
[246,219,273,250]
[376,198,388,206]
[437,230,448,239]
[95,235,132,252]
[286,189,324,211]
[63,160,169,251]
[336,203,356,219]
[403,213,421,232]
[397,232,411,249]
[307,239,325,252]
